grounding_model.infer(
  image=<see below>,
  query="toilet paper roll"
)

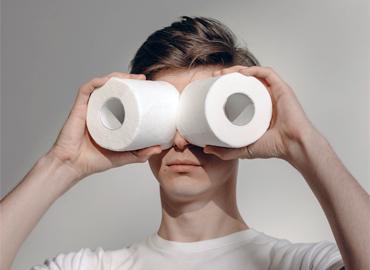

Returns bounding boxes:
[176,72,272,148]
[86,77,179,151]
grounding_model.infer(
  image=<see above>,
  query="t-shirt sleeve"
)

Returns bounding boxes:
[300,241,345,270]
[272,240,345,270]
[30,247,133,270]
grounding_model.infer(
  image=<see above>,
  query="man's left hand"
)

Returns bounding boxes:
[203,65,317,161]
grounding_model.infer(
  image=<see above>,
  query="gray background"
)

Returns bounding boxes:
[1,0,369,269]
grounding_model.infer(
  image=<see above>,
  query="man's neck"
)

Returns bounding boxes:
[157,176,248,242]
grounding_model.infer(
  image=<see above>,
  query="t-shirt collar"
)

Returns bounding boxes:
[148,228,259,253]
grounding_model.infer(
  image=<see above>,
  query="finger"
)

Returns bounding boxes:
[238,66,285,88]
[73,76,110,109]
[213,65,248,77]
[107,145,162,167]
[130,145,163,162]
[73,73,146,110]
[130,73,146,80]
[107,72,146,80]
[136,145,162,159]
[220,65,249,75]
[203,145,252,160]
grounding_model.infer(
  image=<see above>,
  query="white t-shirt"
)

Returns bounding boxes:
[31,228,344,270]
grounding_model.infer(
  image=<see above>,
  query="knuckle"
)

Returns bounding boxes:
[80,77,102,92]
[265,66,274,72]
[86,77,100,86]
[131,74,147,80]
[109,72,120,77]
[219,155,228,160]
[133,151,148,162]
[91,77,102,84]
[108,72,129,78]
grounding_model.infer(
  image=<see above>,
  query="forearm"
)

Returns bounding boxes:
[0,152,80,270]
[286,127,370,269]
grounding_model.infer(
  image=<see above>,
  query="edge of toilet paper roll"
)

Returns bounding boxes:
[87,77,180,151]
[205,72,273,148]
[86,77,142,151]
[175,75,222,147]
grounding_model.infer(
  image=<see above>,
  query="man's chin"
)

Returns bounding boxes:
[159,177,212,202]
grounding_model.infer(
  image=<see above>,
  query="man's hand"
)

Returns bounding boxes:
[204,65,370,269]
[50,72,162,181]
[203,65,315,161]
[0,72,165,270]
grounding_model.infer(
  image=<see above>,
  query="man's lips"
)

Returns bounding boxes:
[167,159,202,172]
[167,159,201,166]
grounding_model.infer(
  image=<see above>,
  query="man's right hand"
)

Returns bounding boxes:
[48,72,163,181]
[0,72,164,270]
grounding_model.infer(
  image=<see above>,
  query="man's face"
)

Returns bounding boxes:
[148,66,239,202]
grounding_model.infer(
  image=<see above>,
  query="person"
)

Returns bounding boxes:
[0,16,369,270]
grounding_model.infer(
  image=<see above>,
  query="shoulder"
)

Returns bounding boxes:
[31,246,135,270]
[251,230,345,270]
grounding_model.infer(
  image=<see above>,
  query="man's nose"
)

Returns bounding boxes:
[172,130,190,151]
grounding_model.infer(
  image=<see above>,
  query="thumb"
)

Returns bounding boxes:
[108,145,163,167]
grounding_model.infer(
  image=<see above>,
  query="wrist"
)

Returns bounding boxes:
[37,150,82,187]
[284,125,329,171]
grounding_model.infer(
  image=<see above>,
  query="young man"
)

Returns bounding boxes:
[1,16,369,270]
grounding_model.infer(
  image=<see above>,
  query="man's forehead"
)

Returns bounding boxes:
[152,66,221,92]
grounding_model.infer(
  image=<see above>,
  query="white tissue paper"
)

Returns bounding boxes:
[176,72,272,148]
[86,77,179,151]
[86,72,272,151]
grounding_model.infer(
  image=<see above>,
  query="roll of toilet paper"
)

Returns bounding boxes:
[176,72,272,148]
[87,77,179,151]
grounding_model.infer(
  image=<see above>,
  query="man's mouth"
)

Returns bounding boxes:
[167,159,202,172]
[167,159,201,166]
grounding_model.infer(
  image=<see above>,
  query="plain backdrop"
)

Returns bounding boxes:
[1,0,369,269]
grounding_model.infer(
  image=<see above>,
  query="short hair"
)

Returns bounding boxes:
[129,16,260,79]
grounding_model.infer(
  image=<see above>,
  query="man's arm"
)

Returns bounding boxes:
[0,73,161,270]
[205,65,370,270]
[0,153,80,270]
[286,126,370,270]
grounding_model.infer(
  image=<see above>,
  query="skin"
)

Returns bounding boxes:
[148,66,248,241]
[0,66,369,270]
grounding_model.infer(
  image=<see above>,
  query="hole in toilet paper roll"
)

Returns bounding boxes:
[100,97,125,130]
[224,93,255,126]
